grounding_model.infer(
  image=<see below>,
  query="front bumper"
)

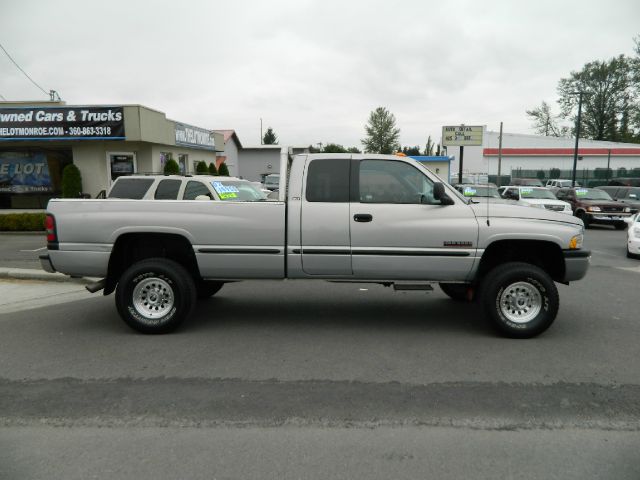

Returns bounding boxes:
[586,212,631,223]
[562,249,591,282]
[39,254,56,273]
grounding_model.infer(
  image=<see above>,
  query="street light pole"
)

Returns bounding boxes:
[571,92,585,187]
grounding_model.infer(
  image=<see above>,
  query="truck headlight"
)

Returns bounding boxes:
[569,234,583,249]
[624,207,631,213]
[587,206,601,212]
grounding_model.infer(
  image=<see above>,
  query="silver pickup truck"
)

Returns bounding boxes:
[41,151,590,338]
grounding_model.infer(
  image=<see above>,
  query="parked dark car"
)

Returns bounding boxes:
[596,186,640,214]
[510,178,544,187]
[556,187,632,229]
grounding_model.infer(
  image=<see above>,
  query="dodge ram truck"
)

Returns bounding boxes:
[41,151,590,338]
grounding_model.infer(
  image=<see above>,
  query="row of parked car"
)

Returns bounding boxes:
[453,181,640,259]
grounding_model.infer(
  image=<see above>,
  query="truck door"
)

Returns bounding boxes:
[349,159,478,281]
[300,157,353,275]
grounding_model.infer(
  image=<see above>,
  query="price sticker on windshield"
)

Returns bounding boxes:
[521,188,533,195]
[576,188,588,196]
[463,187,477,196]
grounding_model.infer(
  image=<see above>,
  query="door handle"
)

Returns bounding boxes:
[353,214,373,222]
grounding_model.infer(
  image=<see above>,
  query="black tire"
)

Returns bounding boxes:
[196,280,224,299]
[115,258,196,334]
[614,222,627,230]
[577,211,590,228]
[439,283,471,301]
[479,262,559,339]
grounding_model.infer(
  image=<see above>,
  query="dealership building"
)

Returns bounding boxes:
[447,128,640,183]
[0,101,224,208]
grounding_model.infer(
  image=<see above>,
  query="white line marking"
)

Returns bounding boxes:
[19,247,46,252]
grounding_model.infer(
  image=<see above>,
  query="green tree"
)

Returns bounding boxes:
[347,146,361,153]
[557,54,637,141]
[536,170,546,181]
[218,162,230,176]
[163,159,180,175]
[323,143,349,153]
[550,167,561,178]
[208,162,218,175]
[401,146,421,156]
[263,127,278,145]
[361,107,400,154]
[196,161,208,175]
[526,101,569,137]
[424,136,435,155]
[61,164,82,198]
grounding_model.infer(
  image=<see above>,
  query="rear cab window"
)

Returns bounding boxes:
[305,159,350,202]
[154,179,182,200]
[108,178,155,199]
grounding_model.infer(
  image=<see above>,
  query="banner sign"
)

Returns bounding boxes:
[0,153,52,193]
[175,122,215,150]
[0,106,125,141]
[442,125,483,146]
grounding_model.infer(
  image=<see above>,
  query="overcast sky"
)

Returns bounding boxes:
[1,0,639,149]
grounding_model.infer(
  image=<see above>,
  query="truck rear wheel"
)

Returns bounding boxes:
[115,258,196,334]
[480,262,558,339]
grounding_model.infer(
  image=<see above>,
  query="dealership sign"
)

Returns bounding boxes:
[442,125,483,146]
[175,122,215,150]
[0,153,52,193]
[0,106,125,141]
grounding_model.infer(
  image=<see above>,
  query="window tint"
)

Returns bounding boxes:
[154,179,182,200]
[305,159,349,202]
[108,178,154,199]
[183,181,212,200]
[359,160,439,204]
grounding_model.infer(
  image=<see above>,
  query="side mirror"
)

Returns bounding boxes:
[433,182,454,205]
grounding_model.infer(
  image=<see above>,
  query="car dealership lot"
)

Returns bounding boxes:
[0,227,639,478]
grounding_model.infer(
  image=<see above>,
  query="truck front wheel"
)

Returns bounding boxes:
[115,258,196,334]
[480,262,558,338]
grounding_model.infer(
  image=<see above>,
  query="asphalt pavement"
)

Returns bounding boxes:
[0,227,639,479]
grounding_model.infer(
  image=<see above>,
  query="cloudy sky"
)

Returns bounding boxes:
[1,0,638,149]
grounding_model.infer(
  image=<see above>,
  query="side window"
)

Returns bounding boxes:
[154,179,182,200]
[183,181,212,200]
[108,178,154,199]
[305,159,350,202]
[359,160,438,204]
[614,189,626,199]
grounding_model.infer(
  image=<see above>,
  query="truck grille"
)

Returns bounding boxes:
[544,204,564,211]
[602,206,623,212]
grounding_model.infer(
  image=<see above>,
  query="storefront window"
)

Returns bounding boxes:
[109,153,136,181]
[160,152,172,172]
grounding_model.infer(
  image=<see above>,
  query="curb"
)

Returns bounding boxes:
[0,268,96,284]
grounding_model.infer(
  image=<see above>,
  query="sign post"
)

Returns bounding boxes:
[442,125,483,184]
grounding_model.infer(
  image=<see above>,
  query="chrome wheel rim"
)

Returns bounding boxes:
[499,281,542,323]
[132,277,174,320]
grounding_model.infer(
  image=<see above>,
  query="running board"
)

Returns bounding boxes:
[393,283,434,291]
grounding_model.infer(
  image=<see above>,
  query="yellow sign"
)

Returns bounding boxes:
[442,125,483,146]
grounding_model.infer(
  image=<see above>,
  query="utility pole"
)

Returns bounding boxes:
[606,149,611,183]
[458,146,464,184]
[497,121,503,187]
[571,92,585,187]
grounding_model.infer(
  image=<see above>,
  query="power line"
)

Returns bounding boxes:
[0,41,49,96]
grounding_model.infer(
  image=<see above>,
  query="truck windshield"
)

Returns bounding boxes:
[461,186,500,198]
[210,181,267,201]
[519,188,556,199]
[574,188,612,201]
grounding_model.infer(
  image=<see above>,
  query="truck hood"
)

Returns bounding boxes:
[469,202,582,226]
